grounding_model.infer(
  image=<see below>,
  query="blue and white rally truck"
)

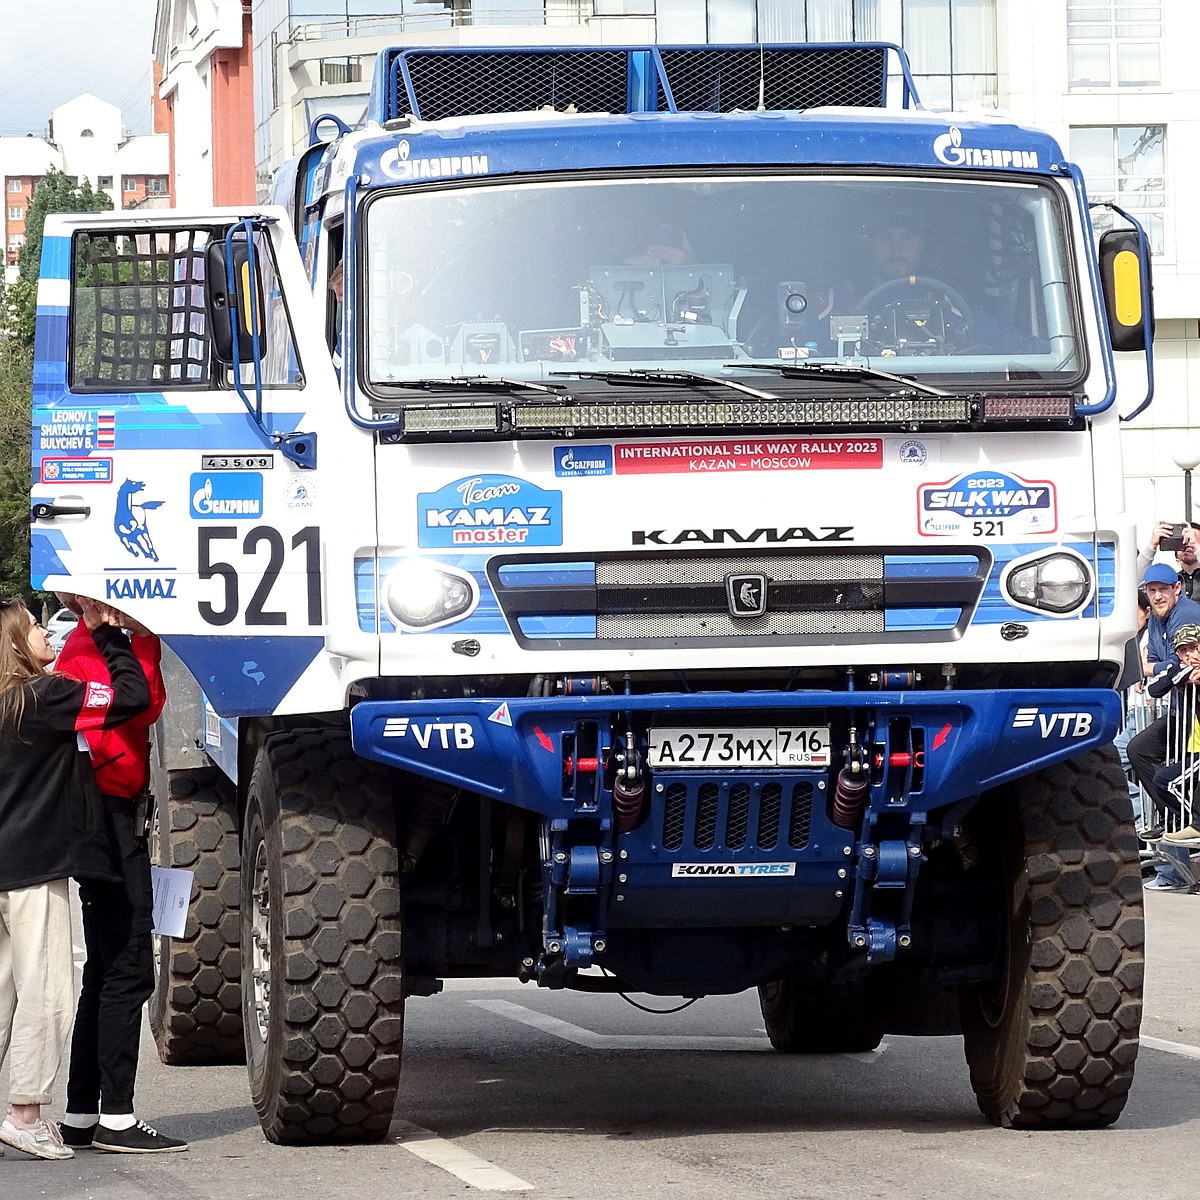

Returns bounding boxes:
[32,43,1153,1142]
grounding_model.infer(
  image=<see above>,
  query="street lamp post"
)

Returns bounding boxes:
[1172,438,1200,522]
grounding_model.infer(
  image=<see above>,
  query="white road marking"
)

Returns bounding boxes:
[469,998,772,1051]
[1142,1034,1200,1061]
[393,1120,534,1191]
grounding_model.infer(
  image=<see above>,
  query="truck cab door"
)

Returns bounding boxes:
[31,208,370,717]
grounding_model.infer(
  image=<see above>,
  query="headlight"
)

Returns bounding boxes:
[384,560,478,630]
[1002,550,1094,616]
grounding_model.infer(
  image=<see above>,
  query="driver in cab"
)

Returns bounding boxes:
[828,209,971,355]
[827,208,1047,357]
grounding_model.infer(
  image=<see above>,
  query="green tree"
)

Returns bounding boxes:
[0,336,37,600]
[4,168,111,346]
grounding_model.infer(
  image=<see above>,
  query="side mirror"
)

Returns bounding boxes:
[1099,228,1153,352]
[206,236,266,365]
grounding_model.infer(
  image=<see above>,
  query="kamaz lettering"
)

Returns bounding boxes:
[105,577,176,600]
[633,526,853,546]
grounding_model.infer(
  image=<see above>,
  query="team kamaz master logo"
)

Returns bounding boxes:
[417,475,563,548]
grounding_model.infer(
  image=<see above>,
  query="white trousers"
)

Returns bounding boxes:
[0,880,74,1106]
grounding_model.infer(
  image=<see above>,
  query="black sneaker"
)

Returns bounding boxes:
[92,1119,188,1154]
[59,1121,97,1148]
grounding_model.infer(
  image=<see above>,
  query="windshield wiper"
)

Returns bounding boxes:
[732,361,953,398]
[379,374,566,393]
[552,368,779,401]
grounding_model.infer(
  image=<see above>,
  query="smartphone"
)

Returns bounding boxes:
[1161,522,1186,552]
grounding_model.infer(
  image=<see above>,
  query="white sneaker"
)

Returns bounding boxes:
[0,1117,75,1160]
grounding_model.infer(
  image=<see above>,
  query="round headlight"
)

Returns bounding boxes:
[385,560,478,630]
[1003,551,1093,616]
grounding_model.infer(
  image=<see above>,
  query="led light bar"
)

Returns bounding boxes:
[401,403,501,433]
[509,397,973,431]
[982,395,1075,420]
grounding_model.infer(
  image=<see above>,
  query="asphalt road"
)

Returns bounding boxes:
[3,890,1199,1199]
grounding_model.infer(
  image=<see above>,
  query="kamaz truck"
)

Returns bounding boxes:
[31,43,1153,1141]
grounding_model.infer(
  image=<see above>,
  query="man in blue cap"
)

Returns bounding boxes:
[1128,563,1200,855]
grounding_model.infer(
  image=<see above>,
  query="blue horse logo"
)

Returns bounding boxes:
[115,479,164,562]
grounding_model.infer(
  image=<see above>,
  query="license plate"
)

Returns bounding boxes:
[647,726,831,769]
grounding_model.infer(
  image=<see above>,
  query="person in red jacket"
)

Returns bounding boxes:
[0,596,149,1162]
[54,595,187,1155]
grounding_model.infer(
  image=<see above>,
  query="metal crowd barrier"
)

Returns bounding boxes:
[1126,684,1198,887]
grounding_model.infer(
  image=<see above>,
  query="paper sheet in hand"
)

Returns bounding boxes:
[151,866,194,938]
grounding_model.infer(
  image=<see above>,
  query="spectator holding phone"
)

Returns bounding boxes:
[1138,519,1200,598]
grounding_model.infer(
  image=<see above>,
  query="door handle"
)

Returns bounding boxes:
[31,502,91,521]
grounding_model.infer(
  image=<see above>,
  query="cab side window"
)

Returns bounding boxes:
[70,228,212,391]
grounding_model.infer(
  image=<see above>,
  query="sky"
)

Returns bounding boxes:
[0,0,156,137]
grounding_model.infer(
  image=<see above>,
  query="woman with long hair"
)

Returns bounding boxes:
[0,596,149,1161]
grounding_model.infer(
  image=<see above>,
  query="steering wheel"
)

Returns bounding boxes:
[859,275,975,332]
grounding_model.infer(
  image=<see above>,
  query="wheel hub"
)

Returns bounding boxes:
[250,838,271,1042]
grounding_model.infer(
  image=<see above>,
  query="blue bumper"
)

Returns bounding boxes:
[349,687,1122,815]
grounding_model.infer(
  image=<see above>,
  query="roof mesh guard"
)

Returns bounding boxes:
[375,43,918,124]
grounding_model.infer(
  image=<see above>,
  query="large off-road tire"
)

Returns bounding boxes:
[758,975,884,1054]
[959,746,1144,1128]
[241,729,404,1144]
[149,765,244,1065]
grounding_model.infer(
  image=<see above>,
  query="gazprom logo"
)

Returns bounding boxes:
[933,125,1039,169]
[554,445,613,477]
[189,472,263,519]
[379,139,490,181]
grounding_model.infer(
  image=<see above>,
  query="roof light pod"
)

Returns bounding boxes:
[1001,549,1094,618]
[385,559,478,630]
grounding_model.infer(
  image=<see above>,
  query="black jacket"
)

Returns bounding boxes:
[0,625,151,891]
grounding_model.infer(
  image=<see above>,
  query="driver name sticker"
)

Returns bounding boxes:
[918,471,1057,537]
[615,439,882,474]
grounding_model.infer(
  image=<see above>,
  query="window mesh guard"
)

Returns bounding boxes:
[386,44,910,122]
[72,230,210,390]
[658,47,888,112]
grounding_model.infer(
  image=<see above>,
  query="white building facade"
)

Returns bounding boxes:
[154,0,257,207]
[1,94,169,283]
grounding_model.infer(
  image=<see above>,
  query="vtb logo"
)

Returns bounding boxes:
[725,573,768,619]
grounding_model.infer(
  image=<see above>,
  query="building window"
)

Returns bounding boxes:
[98,175,113,188]
[319,57,365,86]
[902,0,998,110]
[1067,0,1162,89]
[6,179,23,193]
[655,0,883,44]
[147,177,168,196]
[7,206,23,221]
[123,177,137,193]
[1070,125,1166,256]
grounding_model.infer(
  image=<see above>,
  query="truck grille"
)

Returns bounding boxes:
[490,549,988,649]
[660,777,813,852]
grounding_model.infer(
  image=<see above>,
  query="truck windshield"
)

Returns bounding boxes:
[363,173,1082,391]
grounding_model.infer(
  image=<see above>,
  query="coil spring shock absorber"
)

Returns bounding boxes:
[831,724,869,830]
[612,721,645,834]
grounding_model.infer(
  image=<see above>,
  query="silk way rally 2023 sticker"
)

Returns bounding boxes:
[917,470,1057,537]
